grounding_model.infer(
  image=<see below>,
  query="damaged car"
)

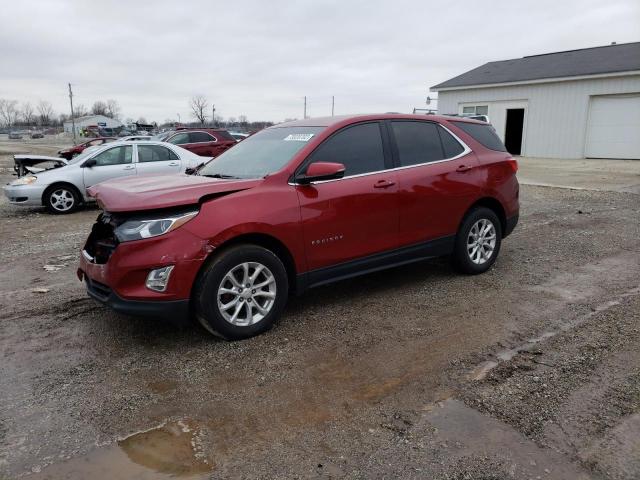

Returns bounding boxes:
[4,141,208,214]
[79,114,519,340]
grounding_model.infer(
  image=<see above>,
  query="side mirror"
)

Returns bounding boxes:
[297,162,345,184]
[83,158,97,168]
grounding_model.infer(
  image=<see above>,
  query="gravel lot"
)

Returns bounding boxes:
[1,136,639,479]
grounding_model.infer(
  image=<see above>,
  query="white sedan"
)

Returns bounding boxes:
[4,140,208,214]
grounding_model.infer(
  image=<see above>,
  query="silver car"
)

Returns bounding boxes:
[3,140,207,214]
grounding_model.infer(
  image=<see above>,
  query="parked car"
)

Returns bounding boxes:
[58,137,116,160]
[79,114,519,340]
[229,131,249,142]
[4,141,207,214]
[30,131,45,139]
[8,131,23,139]
[163,128,236,157]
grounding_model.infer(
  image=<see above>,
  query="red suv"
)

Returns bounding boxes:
[162,128,236,157]
[79,114,519,340]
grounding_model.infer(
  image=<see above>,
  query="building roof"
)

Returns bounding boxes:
[63,114,122,125]
[432,42,640,90]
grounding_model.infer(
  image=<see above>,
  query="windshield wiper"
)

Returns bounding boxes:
[202,173,241,179]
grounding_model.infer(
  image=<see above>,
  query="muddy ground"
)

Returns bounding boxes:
[0,137,639,479]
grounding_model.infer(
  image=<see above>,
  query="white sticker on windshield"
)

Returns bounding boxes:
[283,133,315,142]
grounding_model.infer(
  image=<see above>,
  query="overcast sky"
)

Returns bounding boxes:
[1,0,638,124]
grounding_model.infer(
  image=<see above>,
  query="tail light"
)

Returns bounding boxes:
[506,157,518,174]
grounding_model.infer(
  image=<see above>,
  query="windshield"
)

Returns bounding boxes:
[199,126,323,179]
[67,148,97,165]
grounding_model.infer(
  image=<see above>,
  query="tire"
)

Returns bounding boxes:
[193,244,289,340]
[44,184,81,214]
[452,207,502,274]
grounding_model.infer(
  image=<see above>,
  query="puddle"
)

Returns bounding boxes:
[28,420,212,480]
[469,286,640,381]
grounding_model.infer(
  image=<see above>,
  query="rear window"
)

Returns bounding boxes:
[452,121,506,152]
[214,130,236,142]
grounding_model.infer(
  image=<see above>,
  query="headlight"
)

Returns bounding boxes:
[10,175,38,186]
[115,210,198,242]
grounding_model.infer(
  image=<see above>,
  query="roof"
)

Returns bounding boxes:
[432,42,640,90]
[63,115,122,124]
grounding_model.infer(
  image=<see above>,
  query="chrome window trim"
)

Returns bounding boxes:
[289,123,472,186]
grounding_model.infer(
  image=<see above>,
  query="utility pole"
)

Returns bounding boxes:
[68,83,77,144]
[331,96,335,116]
[303,96,307,119]
[212,104,216,127]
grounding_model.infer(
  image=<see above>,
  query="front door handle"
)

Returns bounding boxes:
[123,165,135,170]
[168,162,179,166]
[456,165,473,173]
[374,179,396,188]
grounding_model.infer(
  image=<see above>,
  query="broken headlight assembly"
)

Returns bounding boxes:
[10,175,38,186]
[114,210,199,242]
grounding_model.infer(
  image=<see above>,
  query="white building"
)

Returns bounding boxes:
[431,42,640,159]
[63,115,123,135]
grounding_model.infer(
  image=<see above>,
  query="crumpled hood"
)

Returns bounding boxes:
[88,174,262,212]
[13,155,68,177]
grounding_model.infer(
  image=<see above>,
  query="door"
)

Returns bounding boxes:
[504,108,524,155]
[296,122,399,272]
[585,94,640,159]
[82,145,136,189]
[135,144,182,175]
[389,120,481,246]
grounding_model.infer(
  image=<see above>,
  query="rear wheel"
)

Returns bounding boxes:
[44,185,80,214]
[452,207,502,274]
[193,245,288,340]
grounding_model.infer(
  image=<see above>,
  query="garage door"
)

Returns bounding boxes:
[585,94,640,159]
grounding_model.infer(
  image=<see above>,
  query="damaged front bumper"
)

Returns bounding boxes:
[78,213,210,322]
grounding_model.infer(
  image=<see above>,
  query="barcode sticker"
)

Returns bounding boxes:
[283,133,315,142]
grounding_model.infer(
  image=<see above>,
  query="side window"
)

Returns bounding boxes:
[452,121,507,152]
[309,122,385,176]
[92,146,133,166]
[168,132,190,145]
[438,126,465,158]
[391,121,444,166]
[189,132,216,143]
[137,145,179,162]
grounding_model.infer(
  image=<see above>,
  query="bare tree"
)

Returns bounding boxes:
[190,95,208,125]
[106,99,121,120]
[21,102,35,125]
[37,100,54,125]
[0,99,20,127]
[74,103,88,117]
[91,101,108,116]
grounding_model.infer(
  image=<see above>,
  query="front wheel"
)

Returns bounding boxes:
[193,245,289,340]
[452,207,502,274]
[44,185,80,214]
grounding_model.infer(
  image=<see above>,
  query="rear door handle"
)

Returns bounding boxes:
[168,162,179,166]
[456,165,473,173]
[374,179,396,188]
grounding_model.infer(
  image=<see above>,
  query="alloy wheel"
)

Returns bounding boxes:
[217,262,277,326]
[50,189,75,212]
[467,218,497,265]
